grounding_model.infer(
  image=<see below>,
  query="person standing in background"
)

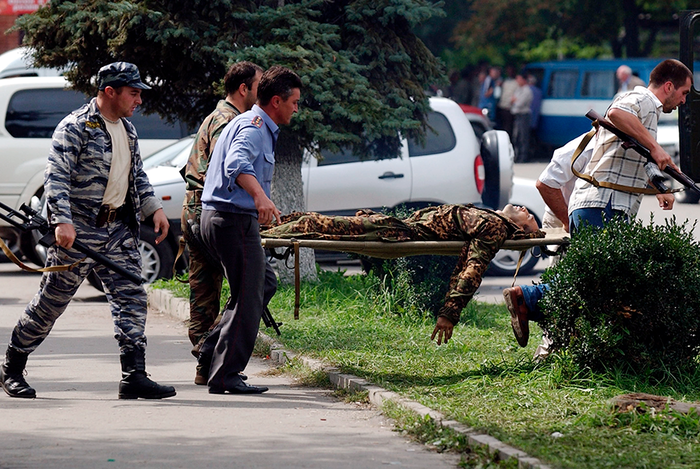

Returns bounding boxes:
[511,73,533,163]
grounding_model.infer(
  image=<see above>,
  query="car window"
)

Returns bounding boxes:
[129,112,189,139]
[407,111,456,157]
[317,144,402,167]
[142,137,194,169]
[547,70,578,98]
[581,70,615,98]
[5,87,189,140]
[6,88,87,138]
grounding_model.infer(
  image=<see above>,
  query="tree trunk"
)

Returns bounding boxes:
[271,134,318,285]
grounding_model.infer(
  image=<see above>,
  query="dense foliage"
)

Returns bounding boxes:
[539,217,700,371]
[14,0,444,160]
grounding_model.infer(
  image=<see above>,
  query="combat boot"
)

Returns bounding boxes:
[0,347,36,398]
[118,349,176,399]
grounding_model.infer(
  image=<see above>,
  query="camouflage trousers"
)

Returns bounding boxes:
[181,216,223,346]
[10,219,148,355]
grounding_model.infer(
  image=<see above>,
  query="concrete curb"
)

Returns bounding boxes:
[147,287,552,469]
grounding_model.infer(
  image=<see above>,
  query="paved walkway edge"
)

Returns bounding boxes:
[148,287,552,469]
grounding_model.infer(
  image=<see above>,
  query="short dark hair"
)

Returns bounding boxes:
[223,61,264,96]
[649,59,693,89]
[257,66,302,106]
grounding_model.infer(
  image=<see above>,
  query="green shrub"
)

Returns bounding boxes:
[539,217,700,371]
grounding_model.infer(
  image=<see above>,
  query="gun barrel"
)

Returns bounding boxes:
[71,239,143,285]
[585,109,700,195]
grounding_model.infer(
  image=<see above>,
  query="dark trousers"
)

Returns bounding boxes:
[199,210,277,389]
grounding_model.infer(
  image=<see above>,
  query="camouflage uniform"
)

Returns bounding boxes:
[261,205,543,325]
[9,97,163,355]
[180,100,241,346]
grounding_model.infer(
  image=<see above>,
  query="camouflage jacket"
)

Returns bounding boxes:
[262,205,544,325]
[45,97,161,233]
[181,100,241,224]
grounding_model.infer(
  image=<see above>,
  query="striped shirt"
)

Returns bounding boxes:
[568,86,662,217]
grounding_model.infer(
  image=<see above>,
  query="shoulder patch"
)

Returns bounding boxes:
[251,116,263,128]
[86,121,101,129]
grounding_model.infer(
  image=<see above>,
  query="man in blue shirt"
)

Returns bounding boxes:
[198,66,302,394]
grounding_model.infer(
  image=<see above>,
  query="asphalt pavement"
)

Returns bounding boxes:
[0,263,459,469]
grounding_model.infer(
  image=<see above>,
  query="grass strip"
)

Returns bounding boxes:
[153,270,700,468]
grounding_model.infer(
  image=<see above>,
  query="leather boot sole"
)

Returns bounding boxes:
[118,388,177,399]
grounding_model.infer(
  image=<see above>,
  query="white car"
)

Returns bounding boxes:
[141,97,546,276]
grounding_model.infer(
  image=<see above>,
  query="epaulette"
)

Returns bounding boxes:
[251,116,263,128]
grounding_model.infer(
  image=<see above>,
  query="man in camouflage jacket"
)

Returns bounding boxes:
[0,63,175,400]
[180,62,263,366]
[261,204,543,345]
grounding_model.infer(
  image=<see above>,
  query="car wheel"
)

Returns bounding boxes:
[486,247,541,277]
[0,229,23,263]
[19,193,49,266]
[139,224,175,284]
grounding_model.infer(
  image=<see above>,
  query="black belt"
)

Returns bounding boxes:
[96,204,126,227]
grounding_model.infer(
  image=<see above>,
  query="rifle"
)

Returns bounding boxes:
[0,200,143,284]
[585,109,700,196]
[262,306,282,336]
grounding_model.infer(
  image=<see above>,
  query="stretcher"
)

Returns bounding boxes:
[261,228,570,319]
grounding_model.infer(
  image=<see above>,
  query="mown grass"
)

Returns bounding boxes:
[153,269,700,468]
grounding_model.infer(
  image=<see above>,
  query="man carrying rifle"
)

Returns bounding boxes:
[0,63,176,400]
[504,59,692,348]
[568,59,691,230]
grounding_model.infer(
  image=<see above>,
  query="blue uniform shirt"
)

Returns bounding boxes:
[201,105,279,217]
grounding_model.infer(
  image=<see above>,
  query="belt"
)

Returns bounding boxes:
[96,204,126,228]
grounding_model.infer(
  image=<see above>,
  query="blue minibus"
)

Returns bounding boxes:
[524,58,700,157]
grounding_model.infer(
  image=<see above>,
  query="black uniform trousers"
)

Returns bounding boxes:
[199,209,277,390]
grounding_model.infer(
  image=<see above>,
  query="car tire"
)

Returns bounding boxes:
[139,224,175,284]
[19,193,49,266]
[480,130,514,209]
[487,247,541,277]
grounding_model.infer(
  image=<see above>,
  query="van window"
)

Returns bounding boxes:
[547,70,578,98]
[581,70,615,98]
[6,88,87,138]
[407,111,456,157]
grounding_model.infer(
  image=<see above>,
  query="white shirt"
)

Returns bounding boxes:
[538,134,594,228]
[102,118,131,209]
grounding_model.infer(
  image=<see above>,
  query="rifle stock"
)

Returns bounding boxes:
[0,200,143,284]
[585,109,700,195]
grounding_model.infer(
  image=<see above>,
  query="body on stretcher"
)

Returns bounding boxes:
[260,228,570,319]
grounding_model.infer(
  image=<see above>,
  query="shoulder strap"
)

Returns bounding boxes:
[570,122,660,195]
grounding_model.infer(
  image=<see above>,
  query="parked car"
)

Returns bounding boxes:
[0,47,64,79]
[0,76,193,284]
[138,97,546,276]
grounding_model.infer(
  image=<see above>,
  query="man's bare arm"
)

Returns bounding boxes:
[536,179,569,231]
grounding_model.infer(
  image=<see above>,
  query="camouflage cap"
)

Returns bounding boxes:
[97,62,151,90]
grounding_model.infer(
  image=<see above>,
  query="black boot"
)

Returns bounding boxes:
[118,349,176,399]
[1,347,36,399]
